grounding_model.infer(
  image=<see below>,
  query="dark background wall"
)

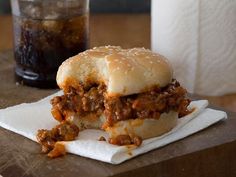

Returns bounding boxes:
[0,0,151,14]
[0,0,11,14]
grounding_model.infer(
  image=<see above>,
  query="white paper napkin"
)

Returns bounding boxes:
[0,92,227,164]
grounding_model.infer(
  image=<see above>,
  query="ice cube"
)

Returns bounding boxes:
[44,12,59,20]
[23,4,42,19]
[42,19,63,33]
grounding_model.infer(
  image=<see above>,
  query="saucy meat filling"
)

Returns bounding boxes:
[37,121,79,156]
[50,84,106,122]
[50,79,191,126]
[37,79,191,154]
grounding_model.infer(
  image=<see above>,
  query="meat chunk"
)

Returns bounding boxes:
[36,121,79,154]
[109,135,142,146]
[47,143,66,158]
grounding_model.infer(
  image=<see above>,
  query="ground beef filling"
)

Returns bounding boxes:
[37,79,191,153]
[50,79,191,126]
[50,84,106,122]
[36,121,79,157]
[109,135,143,146]
[104,80,191,126]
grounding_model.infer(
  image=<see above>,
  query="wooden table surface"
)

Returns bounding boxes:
[0,14,236,177]
[1,14,236,113]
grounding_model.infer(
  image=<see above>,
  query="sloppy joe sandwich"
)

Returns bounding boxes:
[37,46,192,157]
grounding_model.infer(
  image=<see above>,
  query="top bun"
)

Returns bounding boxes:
[57,46,173,97]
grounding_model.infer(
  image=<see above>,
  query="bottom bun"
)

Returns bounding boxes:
[69,113,106,130]
[105,111,178,139]
[69,111,178,140]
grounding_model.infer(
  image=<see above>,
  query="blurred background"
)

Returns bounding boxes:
[0,0,150,14]
[0,0,151,51]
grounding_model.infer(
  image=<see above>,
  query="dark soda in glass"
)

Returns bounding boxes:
[11,0,89,88]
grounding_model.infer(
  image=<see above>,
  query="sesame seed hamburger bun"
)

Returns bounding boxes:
[51,46,190,146]
[57,46,173,97]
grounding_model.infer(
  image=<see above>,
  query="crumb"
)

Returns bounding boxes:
[47,143,66,158]
[98,136,106,141]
